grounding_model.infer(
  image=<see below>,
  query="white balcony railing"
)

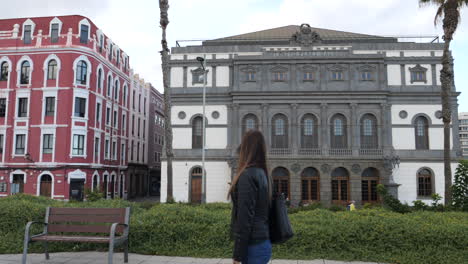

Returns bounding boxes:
[269,148,292,156]
[359,149,384,156]
[298,148,322,156]
[329,149,352,156]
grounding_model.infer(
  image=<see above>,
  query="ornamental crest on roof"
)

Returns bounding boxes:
[291,24,322,46]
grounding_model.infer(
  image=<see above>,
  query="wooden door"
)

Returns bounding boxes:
[191,176,202,203]
[40,175,52,197]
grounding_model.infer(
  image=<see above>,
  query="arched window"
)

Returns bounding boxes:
[0,62,8,81]
[272,114,288,149]
[97,69,103,93]
[190,166,203,203]
[417,168,433,197]
[76,60,87,85]
[272,167,290,199]
[114,80,119,100]
[102,174,108,199]
[47,60,58,80]
[107,76,112,97]
[301,167,320,202]
[301,114,318,149]
[20,61,30,84]
[331,167,349,204]
[360,114,378,149]
[39,174,52,197]
[242,114,258,136]
[192,116,203,149]
[330,114,347,149]
[361,167,379,202]
[414,116,429,150]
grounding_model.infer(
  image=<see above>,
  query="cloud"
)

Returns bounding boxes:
[0,0,110,18]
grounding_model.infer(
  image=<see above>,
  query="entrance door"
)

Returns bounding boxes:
[190,167,202,203]
[69,179,85,201]
[40,175,52,197]
[11,174,24,194]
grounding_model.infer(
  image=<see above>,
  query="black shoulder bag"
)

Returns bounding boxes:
[269,193,294,244]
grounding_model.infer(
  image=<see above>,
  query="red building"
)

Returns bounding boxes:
[0,15,131,200]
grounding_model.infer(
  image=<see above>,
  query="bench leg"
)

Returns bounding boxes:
[22,238,29,264]
[43,242,50,260]
[108,240,115,264]
[124,240,129,263]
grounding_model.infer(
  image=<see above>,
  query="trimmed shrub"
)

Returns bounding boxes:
[1,194,467,264]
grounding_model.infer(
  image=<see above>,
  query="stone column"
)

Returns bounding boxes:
[350,103,358,155]
[233,103,240,148]
[350,164,362,206]
[262,103,269,147]
[227,104,234,152]
[290,103,298,154]
[320,103,328,156]
[319,164,332,206]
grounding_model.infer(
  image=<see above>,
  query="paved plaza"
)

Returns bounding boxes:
[0,252,383,264]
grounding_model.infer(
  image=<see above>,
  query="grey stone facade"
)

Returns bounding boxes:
[167,25,462,206]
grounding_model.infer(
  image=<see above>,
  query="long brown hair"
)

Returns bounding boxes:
[228,130,272,200]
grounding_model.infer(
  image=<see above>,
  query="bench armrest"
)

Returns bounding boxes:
[24,221,48,241]
[109,223,129,240]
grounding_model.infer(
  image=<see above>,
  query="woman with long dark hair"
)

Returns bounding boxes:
[229,130,272,264]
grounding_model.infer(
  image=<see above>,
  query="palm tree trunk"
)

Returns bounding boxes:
[440,0,459,206]
[159,0,174,202]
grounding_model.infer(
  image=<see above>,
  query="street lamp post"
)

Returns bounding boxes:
[196,55,207,204]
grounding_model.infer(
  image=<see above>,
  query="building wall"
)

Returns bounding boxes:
[459,112,468,157]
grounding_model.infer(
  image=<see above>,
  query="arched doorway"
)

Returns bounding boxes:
[361,168,379,203]
[190,167,203,203]
[110,174,115,199]
[119,174,124,199]
[331,167,349,204]
[272,167,290,199]
[92,174,99,191]
[301,167,320,202]
[40,175,52,197]
[103,175,108,199]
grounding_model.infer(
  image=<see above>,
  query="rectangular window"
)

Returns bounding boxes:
[45,97,55,116]
[137,142,140,162]
[116,50,120,66]
[303,72,313,81]
[42,134,53,154]
[273,72,286,81]
[23,25,32,44]
[109,43,113,60]
[15,134,25,155]
[0,134,4,154]
[138,94,141,112]
[143,120,146,139]
[94,137,100,160]
[51,23,59,43]
[99,35,104,53]
[113,110,117,128]
[124,57,128,70]
[132,91,136,109]
[130,141,134,160]
[361,71,372,80]
[132,115,135,135]
[96,103,101,124]
[74,97,86,118]
[144,98,147,115]
[411,72,425,82]
[80,24,89,44]
[142,144,145,163]
[122,114,126,131]
[0,98,6,117]
[112,141,117,160]
[106,107,111,125]
[138,118,140,137]
[331,71,343,80]
[247,72,255,81]
[18,98,28,117]
[72,134,85,155]
[121,143,125,162]
[105,139,110,159]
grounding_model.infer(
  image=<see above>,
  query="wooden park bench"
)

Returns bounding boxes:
[22,207,130,264]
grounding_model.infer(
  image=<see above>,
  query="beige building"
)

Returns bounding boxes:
[459,112,468,157]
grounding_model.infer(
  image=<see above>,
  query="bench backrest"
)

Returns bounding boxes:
[46,207,130,235]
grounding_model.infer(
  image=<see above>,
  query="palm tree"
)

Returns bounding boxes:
[159,0,174,202]
[419,0,467,205]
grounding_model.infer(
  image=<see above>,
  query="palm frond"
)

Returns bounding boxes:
[435,4,445,25]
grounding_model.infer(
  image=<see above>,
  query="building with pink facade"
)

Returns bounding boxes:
[0,15,134,200]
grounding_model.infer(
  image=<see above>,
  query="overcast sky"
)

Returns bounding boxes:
[0,0,466,112]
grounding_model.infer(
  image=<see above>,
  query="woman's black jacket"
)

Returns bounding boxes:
[231,167,270,261]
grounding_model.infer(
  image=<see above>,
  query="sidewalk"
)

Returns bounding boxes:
[0,252,383,264]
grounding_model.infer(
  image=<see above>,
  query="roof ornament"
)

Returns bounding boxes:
[291,23,322,46]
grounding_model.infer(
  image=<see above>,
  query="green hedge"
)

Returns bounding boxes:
[1,194,467,264]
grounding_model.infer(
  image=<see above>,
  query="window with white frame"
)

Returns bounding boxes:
[0,134,4,154]
[0,61,8,81]
[106,107,111,126]
[76,60,87,85]
[113,110,118,128]
[105,139,110,159]
[97,69,103,93]
[72,134,85,155]
[94,137,100,161]
[47,60,58,80]
[18,98,28,118]
[112,141,117,160]
[96,102,101,124]
[74,97,86,118]
[15,134,26,155]
[50,23,59,43]
[122,113,126,131]
[0,98,6,117]
[45,97,55,117]
[23,25,32,44]
[80,24,89,44]
[43,134,53,154]
[114,80,119,101]
[107,75,112,97]
[20,61,31,84]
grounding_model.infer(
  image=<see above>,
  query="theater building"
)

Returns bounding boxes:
[0,15,133,200]
[162,24,462,206]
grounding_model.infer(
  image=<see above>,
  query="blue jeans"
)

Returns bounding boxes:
[243,240,272,264]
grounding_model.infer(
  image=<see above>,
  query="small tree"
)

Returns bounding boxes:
[452,160,468,210]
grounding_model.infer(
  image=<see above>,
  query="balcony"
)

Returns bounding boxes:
[298,148,322,156]
[359,149,384,156]
[329,148,353,156]
[270,148,292,156]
